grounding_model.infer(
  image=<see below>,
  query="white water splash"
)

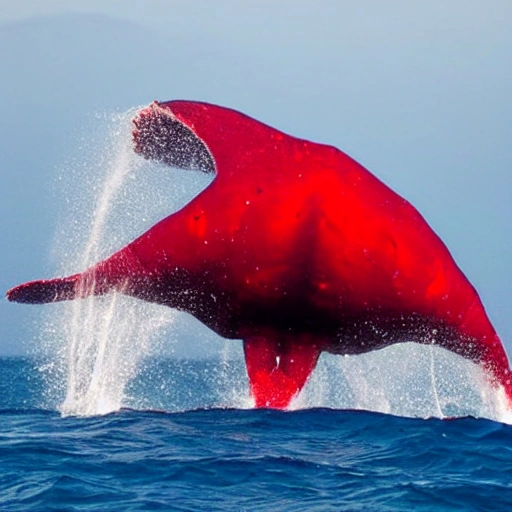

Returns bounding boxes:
[38,110,197,416]
[54,111,173,416]
[293,343,512,423]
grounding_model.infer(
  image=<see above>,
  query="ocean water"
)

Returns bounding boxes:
[1,357,512,512]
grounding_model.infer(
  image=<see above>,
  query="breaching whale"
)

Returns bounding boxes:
[7,100,512,409]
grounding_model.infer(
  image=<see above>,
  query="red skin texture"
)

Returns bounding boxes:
[7,101,512,409]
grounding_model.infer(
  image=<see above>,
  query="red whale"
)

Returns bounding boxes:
[7,100,512,409]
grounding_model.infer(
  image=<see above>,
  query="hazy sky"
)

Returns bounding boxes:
[1,0,511,356]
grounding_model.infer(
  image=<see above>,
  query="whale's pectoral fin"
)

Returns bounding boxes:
[133,100,292,181]
[243,336,320,409]
[6,275,80,304]
[7,245,147,305]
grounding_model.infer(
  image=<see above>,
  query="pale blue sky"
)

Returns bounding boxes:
[1,0,511,356]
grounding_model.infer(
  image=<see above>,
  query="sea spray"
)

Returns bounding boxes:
[295,344,512,422]
[54,110,172,416]
[40,109,221,416]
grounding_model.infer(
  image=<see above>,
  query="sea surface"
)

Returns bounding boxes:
[1,357,512,511]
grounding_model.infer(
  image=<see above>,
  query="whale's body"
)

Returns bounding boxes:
[7,101,512,408]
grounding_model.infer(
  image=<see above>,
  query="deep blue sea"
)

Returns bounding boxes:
[1,357,512,511]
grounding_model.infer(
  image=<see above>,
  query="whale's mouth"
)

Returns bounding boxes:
[133,101,215,174]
